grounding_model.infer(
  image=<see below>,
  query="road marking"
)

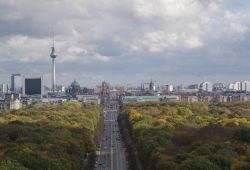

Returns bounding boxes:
[97,109,127,170]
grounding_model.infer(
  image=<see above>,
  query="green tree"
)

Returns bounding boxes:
[179,158,220,170]
[208,154,231,170]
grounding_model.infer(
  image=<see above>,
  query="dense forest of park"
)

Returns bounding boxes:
[120,102,250,170]
[0,103,101,170]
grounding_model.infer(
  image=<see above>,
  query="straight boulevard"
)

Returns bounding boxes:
[95,109,127,170]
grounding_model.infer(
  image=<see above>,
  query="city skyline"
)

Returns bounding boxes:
[0,0,250,87]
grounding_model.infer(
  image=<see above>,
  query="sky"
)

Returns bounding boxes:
[0,0,250,87]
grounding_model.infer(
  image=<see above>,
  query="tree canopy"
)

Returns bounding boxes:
[121,102,250,170]
[0,103,101,170]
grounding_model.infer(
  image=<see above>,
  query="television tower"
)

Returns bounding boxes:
[50,37,57,93]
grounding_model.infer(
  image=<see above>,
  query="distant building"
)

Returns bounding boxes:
[227,83,234,90]
[231,94,248,102]
[76,95,100,104]
[41,98,67,104]
[234,82,241,91]
[198,95,214,102]
[82,87,94,95]
[181,95,198,103]
[11,74,22,93]
[123,96,159,103]
[100,81,110,105]
[175,85,184,92]
[0,93,22,110]
[228,82,241,91]
[166,84,174,93]
[240,81,250,92]
[149,80,156,91]
[177,89,199,93]
[161,95,180,102]
[213,95,228,102]
[0,83,9,93]
[23,76,43,97]
[161,84,174,94]
[68,80,81,97]
[123,95,180,103]
[213,83,225,92]
[168,95,181,102]
[56,85,65,93]
[187,84,199,89]
[200,82,213,92]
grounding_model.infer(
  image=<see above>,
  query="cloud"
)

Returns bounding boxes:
[0,0,249,86]
[0,35,49,62]
[184,36,203,49]
[225,11,248,34]
[94,54,111,62]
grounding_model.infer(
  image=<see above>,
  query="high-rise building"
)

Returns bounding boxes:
[228,82,241,91]
[23,76,43,97]
[228,83,234,90]
[234,82,241,91]
[50,40,57,92]
[166,84,174,93]
[0,83,8,94]
[11,74,22,93]
[240,81,250,92]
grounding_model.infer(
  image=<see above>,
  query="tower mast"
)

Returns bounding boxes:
[50,35,57,93]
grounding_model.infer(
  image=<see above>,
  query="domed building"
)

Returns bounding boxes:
[68,80,81,97]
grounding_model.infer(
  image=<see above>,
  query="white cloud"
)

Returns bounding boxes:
[224,10,249,34]
[0,35,49,62]
[183,36,203,49]
[134,0,203,19]
[0,0,249,86]
[230,22,248,34]
[67,47,86,55]
[94,54,110,62]
[127,31,203,52]
[139,31,178,52]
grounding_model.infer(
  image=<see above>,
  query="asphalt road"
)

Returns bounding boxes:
[95,110,127,170]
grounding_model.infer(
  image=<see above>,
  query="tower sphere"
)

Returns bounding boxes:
[50,47,57,59]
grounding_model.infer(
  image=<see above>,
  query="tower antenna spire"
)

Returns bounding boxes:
[52,29,55,48]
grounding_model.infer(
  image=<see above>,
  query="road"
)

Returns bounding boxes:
[95,109,127,170]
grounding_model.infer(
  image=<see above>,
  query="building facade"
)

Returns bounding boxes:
[200,82,213,92]
[0,93,22,110]
[240,81,250,92]
[0,83,8,93]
